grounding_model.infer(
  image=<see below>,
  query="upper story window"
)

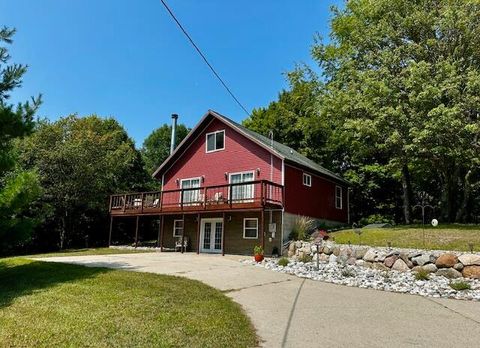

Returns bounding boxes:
[303,173,312,187]
[335,185,343,209]
[206,130,225,153]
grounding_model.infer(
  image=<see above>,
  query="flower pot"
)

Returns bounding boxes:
[254,254,264,262]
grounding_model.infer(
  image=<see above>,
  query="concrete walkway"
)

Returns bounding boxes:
[38,252,480,347]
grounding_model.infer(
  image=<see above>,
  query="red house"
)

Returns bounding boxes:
[109,110,349,255]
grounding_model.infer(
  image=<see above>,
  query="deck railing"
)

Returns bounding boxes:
[109,180,284,215]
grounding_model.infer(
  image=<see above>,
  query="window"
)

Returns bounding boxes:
[173,219,183,237]
[243,218,258,239]
[229,171,254,202]
[180,177,201,204]
[303,173,312,187]
[206,130,225,152]
[335,186,343,209]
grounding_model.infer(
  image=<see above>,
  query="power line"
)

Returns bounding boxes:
[159,0,250,116]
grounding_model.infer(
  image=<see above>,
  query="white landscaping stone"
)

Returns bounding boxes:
[329,254,337,264]
[251,257,480,302]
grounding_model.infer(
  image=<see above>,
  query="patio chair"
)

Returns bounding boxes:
[175,237,188,252]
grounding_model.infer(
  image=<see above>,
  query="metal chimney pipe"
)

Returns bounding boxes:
[170,113,178,154]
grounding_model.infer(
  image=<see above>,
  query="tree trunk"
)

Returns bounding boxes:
[401,164,413,224]
[456,169,473,222]
[443,165,459,223]
[60,210,67,250]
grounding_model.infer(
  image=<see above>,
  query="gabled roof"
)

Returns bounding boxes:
[152,110,349,185]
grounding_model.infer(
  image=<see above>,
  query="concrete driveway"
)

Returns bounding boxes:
[39,252,480,347]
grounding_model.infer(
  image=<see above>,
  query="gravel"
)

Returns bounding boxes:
[242,258,480,301]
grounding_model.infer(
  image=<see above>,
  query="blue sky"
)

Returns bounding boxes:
[1,0,342,146]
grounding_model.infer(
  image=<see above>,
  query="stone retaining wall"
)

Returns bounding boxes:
[287,241,480,279]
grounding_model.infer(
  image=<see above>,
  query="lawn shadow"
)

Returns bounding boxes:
[0,259,112,309]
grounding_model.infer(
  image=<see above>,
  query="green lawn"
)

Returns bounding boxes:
[28,247,156,258]
[0,258,257,347]
[330,224,480,251]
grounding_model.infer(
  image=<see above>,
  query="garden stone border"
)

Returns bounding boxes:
[241,241,480,301]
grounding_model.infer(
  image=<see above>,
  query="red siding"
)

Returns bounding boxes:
[284,164,348,223]
[163,118,283,189]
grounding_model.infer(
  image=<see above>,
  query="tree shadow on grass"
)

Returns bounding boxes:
[0,259,111,309]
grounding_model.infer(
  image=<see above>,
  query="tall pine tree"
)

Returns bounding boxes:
[0,26,42,253]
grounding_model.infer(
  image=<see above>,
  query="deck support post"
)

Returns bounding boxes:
[160,215,165,252]
[181,214,185,253]
[196,213,201,254]
[134,216,139,248]
[260,209,265,253]
[222,212,226,256]
[157,215,163,249]
[108,216,113,247]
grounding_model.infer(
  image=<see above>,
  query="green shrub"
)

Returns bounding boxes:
[414,269,430,281]
[277,257,289,267]
[449,281,471,291]
[298,253,313,263]
[253,245,263,255]
[289,216,314,241]
[359,214,393,226]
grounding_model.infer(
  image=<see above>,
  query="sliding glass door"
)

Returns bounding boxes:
[229,171,254,203]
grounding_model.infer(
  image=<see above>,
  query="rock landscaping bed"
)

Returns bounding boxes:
[243,241,480,301]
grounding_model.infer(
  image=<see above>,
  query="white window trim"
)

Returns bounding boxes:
[335,185,343,209]
[243,218,259,239]
[205,129,225,153]
[228,170,255,202]
[173,219,184,237]
[303,173,312,187]
[179,177,202,205]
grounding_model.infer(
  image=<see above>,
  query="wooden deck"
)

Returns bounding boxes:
[109,180,284,216]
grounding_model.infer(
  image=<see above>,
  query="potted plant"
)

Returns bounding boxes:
[254,245,264,262]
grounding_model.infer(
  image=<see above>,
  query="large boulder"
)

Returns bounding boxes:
[392,259,410,272]
[453,263,464,271]
[372,262,390,271]
[422,263,438,274]
[355,259,367,267]
[288,242,296,252]
[458,254,480,266]
[339,247,353,258]
[384,255,399,268]
[399,253,413,268]
[363,249,378,262]
[318,253,330,262]
[436,268,462,279]
[412,254,431,266]
[462,265,480,279]
[354,247,368,259]
[322,244,334,255]
[435,253,458,268]
[346,257,357,265]
[376,252,387,263]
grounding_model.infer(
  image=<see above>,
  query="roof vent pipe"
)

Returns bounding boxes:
[170,113,178,155]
